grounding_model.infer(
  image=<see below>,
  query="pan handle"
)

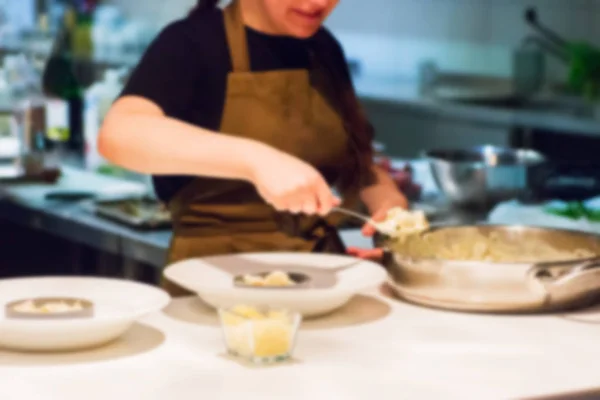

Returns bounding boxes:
[527,258,600,307]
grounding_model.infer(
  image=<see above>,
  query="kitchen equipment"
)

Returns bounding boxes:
[425,146,545,208]
[525,7,600,99]
[163,253,387,318]
[417,59,439,96]
[0,103,46,180]
[512,39,546,96]
[519,36,568,64]
[519,160,600,204]
[376,225,600,313]
[45,190,96,201]
[525,8,568,51]
[0,276,170,351]
[0,53,52,180]
[89,195,171,229]
[331,206,394,235]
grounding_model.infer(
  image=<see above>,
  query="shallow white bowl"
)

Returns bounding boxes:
[0,277,170,352]
[163,252,387,317]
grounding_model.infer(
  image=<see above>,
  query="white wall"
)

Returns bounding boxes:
[108,0,600,82]
[326,0,600,80]
[106,0,196,28]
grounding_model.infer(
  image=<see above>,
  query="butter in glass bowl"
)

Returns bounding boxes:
[218,304,301,364]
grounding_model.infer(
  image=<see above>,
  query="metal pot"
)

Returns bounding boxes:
[376,225,600,313]
[425,146,545,208]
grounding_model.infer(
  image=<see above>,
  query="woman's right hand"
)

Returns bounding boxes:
[245,144,340,215]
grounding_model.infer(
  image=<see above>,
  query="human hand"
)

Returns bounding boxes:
[346,198,408,261]
[346,246,384,261]
[246,144,340,215]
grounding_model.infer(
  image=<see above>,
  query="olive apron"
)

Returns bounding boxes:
[163,0,353,296]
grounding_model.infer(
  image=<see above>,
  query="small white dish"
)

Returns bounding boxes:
[163,252,387,317]
[0,277,170,352]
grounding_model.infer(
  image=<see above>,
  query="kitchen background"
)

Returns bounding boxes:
[1,0,600,279]
[1,0,600,168]
[107,0,600,156]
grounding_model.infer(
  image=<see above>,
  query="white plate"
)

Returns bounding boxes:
[163,252,387,317]
[0,277,170,352]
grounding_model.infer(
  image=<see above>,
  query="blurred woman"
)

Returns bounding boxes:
[99,0,407,295]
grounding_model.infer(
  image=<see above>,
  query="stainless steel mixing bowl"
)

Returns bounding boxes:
[424,145,545,207]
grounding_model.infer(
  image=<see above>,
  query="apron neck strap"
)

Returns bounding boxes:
[223,0,251,73]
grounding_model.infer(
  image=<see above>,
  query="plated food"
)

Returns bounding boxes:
[241,271,295,287]
[218,305,301,363]
[0,277,170,352]
[5,297,93,319]
[163,253,387,317]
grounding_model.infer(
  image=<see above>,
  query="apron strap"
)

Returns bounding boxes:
[223,0,251,73]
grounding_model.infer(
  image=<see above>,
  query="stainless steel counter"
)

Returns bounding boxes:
[0,167,488,272]
[0,167,169,269]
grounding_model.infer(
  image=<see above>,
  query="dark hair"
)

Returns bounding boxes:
[190,0,374,192]
[311,37,375,193]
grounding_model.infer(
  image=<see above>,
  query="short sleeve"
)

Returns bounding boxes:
[120,21,200,119]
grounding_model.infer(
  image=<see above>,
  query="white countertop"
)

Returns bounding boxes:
[2,290,600,400]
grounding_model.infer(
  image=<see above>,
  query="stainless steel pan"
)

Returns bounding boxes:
[376,225,600,313]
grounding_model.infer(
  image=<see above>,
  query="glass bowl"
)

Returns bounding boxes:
[218,305,302,364]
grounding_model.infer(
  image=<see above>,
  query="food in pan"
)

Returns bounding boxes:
[375,207,429,238]
[390,227,597,263]
[381,208,597,263]
[219,305,300,360]
[242,271,295,287]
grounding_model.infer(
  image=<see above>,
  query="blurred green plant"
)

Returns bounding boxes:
[567,42,600,101]
[545,201,600,222]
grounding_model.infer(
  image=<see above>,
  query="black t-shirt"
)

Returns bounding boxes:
[120,8,352,203]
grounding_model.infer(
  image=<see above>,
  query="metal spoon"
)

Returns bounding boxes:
[330,207,396,236]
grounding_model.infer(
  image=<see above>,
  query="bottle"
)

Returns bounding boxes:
[6,55,48,176]
[41,1,83,154]
[0,66,21,178]
[83,68,124,171]
[72,0,94,59]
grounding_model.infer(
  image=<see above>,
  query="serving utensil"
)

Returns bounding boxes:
[330,207,395,235]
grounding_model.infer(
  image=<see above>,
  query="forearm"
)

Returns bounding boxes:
[99,99,261,181]
[359,165,408,213]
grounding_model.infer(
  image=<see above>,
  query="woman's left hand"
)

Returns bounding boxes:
[346,198,406,261]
